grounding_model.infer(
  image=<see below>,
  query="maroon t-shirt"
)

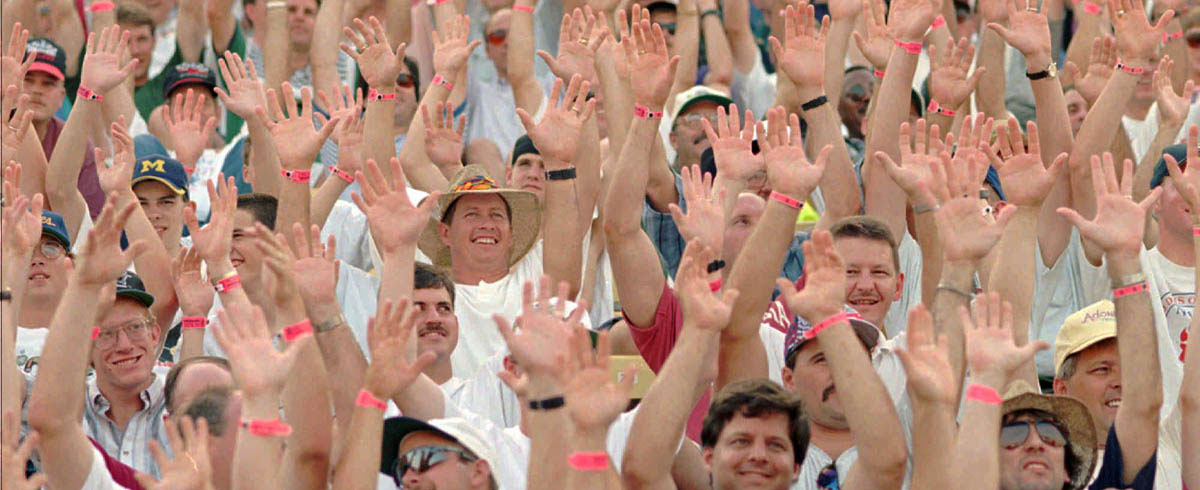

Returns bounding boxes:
[88,437,145,490]
[40,117,105,218]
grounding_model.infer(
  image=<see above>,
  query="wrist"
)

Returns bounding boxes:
[206,259,236,280]
[1024,52,1053,69]
[569,429,609,449]
[970,370,1008,390]
[306,302,342,325]
[1104,252,1142,275]
[524,373,562,399]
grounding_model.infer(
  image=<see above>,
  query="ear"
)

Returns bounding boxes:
[781,365,795,390]
[470,459,492,487]
[701,446,715,474]
[505,166,514,187]
[892,272,905,301]
[1052,377,1067,395]
[437,222,452,247]
[669,131,678,150]
[502,354,517,374]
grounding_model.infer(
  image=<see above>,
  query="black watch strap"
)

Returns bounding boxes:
[1026,69,1051,80]
[528,396,565,410]
[800,95,828,111]
[545,167,577,181]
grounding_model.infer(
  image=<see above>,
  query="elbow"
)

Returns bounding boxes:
[27,397,70,435]
[602,213,640,241]
[619,457,657,490]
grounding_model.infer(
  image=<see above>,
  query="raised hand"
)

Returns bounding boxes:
[676,238,740,331]
[494,277,586,377]
[215,51,269,119]
[421,102,466,169]
[1057,153,1161,258]
[668,166,727,255]
[79,25,138,94]
[887,0,941,42]
[876,119,947,208]
[350,158,439,256]
[928,37,984,111]
[341,16,407,88]
[976,0,1010,23]
[932,150,1017,263]
[267,223,339,315]
[950,113,994,176]
[134,417,213,490]
[432,15,481,79]
[627,20,680,109]
[556,328,636,432]
[256,83,339,168]
[896,304,957,405]
[776,230,847,322]
[1164,125,1200,222]
[852,0,894,70]
[95,120,137,195]
[163,89,217,167]
[962,292,1048,377]
[364,299,438,398]
[984,118,1067,207]
[1,163,44,263]
[325,89,366,176]
[1154,56,1198,129]
[986,0,1052,59]
[516,74,594,164]
[248,223,303,308]
[1,24,33,94]
[73,193,149,285]
[538,7,608,84]
[1,411,46,490]
[185,176,239,265]
[213,303,312,397]
[1108,0,1173,61]
[318,84,364,146]
[770,4,829,90]
[0,87,33,165]
[172,247,215,317]
[1062,36,1116,105]
[757,106,831,200]
[701,105,761,183]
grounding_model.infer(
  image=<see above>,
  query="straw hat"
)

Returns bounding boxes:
[417,165,541,269]
[1002,380,1098,489]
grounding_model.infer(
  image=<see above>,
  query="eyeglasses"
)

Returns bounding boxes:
[34,240,66,260]
[658,22,676,35]
[94,319,154,348]
[675,112,718,127]
[392,445,477,485]
[1000,420,1067,449]
[396,73,415,88]
[486,29,507,46]
[1187,31,1200,48]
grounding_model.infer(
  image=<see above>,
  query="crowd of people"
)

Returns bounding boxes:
[0,0,1197,488]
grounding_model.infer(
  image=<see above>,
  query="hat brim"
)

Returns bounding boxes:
[115,289,155,308]
[785,318,880,362]
[41,228,71,251]
[131,176,188,196]
[1003,392,1097,489]
[417,189,542,269]
[164,80,218,100]
[29,62,64,81]
[380,417,456,477]
[673,94,734,122]
[1054,329,1116,376]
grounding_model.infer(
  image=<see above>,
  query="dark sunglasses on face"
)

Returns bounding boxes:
[486,29,508,46]
[392,445,477,485]
[659,22,676,35]
[1187,31,1200,48]
[396,73,415,88]
[1000,420,1067,449]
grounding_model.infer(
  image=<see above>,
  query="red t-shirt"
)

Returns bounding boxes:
[40,117,105,218]
[88,437,145,490]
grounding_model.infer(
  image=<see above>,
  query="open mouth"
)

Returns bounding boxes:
[28,272,50,281]
[1022,460,1050,472]
[109,354,142,368]
[848,297,879,307]
[419,325,448,339]
[1104,398,1121,409]
[471,236,498,245]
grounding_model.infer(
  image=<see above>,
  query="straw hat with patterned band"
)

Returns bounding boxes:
[417,165,541,269]
[1002,380,1098,490]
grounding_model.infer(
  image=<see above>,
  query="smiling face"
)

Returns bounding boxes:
[91,298,160,393]
[506,153,545,200]
[703,412,800,490]
[396,432,492,490]
[833,236,902,326]
[121,23,156,83]
[839,70,875,138]
[22,71,65,122]
[413,287,460,362]
[782,340,846,430]
[998,412,1071,490]
[26,235,72,302]
[1053,339,1119,441]
[134,180,191,247]
[438,194,514,270]
[230,209,267,285]
[671,100,720,165]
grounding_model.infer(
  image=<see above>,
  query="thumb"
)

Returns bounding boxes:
[986,22,1011,41]
[1055,206,1089,229]
[852,31,868,53]
[134,472,159,489]
[536,50,561,75]
[667,202,686,227]
[515,108,536,134]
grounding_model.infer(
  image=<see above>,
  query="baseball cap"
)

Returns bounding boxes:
[670,85,733,124]
[115,271,155,308]
[40,210,72,250]
[783,306,881,364]
[1150,143,1188,189]
[1053,300,1116,377]
[645,0,677,11]
[380,417,498,487]
[25,38,66,81]
[163,62,218,99]
[131,154,189,197]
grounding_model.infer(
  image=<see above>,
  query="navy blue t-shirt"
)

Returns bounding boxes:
[1088,423,1156,489]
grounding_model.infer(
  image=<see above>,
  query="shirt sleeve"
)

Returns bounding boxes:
[622,284,683,372]
[1088,423,1157,490]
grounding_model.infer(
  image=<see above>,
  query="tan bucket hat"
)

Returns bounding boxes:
[1002,380,1098,489]
[417,165,541,269]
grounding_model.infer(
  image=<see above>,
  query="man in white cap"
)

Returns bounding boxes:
[381,417,503,490]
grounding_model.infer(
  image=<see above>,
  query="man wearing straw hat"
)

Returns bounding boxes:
[997,380,1099,490]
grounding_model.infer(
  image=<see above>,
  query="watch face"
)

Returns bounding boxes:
[1047,63,1058,78]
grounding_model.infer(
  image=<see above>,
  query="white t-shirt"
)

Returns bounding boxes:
[79,446,125,490]
[730,53,778,122]
[1144,247,1194,362]
[452,352,523,428]
[1030,230,1113,377]
[322,200,377,273]
[882,233,922,339]
[13,326,48,377]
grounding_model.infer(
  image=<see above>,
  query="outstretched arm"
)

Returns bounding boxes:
[1166,152,1200,490]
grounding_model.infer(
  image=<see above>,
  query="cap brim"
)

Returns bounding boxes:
[380,417,456,476]
[674,94,734,121]
[164,80,218,99]
[42,228,71,251]
[29,62,64,81]
[131,176,188,196]
[115,289,155,308]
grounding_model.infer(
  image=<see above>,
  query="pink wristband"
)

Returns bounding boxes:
[930,14,946,29]
[927,99,956,116]
[1193,226,1200,236]
[214,273,242,293]
[895,40,922,54]
[77,86,103,102]
[708,278,722,292]
[805,312,862,339]
[514,4,534,12]
[633,104,664,119]
[330,166,355,184]
[88,1,115,12]
[874,69,886,78]
[769,191,802,209]
[431,74,454,91]
[1115,59,1146,74]
[282,319,314,341]
[367,88,396,101]
[281,169,312,183]
[1081,1,1102,13]
[91,326,100,340]
[965,384,1003,405]
[1112,282,1148,297]
[181,317,207,330]
[241,418,293,437]
[356,389,388,410]
[1164,30,1184,42]
[567,452,610,470]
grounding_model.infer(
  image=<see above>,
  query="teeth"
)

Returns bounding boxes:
[1105,400,1121,407]
[113,357,138,366]
[475,238,497,244]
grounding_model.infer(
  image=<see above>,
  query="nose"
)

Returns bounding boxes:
[746,440,771,463]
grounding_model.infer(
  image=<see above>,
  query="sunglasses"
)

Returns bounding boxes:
[1187,31,1200,48]
[392,445,477,485]
[396,73,415,89]
[94,319,154,349]
[486,29,507,46]
[658,22,677,35]
[1000,420,1067,449]
[34,240,66,260]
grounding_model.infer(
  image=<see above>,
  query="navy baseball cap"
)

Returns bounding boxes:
[25,37,66,81]
[115,271,155,308]
[131,154,189,198]
[163,62,218,99]
[783,306,881,364]
[1151,143,1188,189]
[40,210,71,250]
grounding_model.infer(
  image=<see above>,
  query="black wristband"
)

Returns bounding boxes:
[706,259,726,273]
[800,95,828,111]
[545,167,577,181]
[528,395,565,410]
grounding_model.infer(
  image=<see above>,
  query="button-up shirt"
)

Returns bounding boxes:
[84,368,170,478]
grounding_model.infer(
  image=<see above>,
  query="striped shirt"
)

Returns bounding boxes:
[83,367,171,478]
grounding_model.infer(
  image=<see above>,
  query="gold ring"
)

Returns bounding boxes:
[1116,9,1126,15]
[571,106,582,114]
[579,38,589,46]
[1026,6,1038,11]
[638,49,647,55]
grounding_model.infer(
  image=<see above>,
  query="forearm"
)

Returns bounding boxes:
[573,116,603,230]
[701,14,735,91]
[802,100,861,226]
[594,52,632,159]
[1108,253,1163,479]
[666,9,701,114]
[1164,18,1187,89]
[233,393,287,490]
[563,430,613,490]
[100,85,138,133]
[974,30,1008,118]
[1,279,26,415]
[310,0,346,103]
[645,139,680,211]
[378,248,417,305]
[331,392,387,490]
[176,0,207,62]
[524,375,570,490]
[16,129,48,203]
[1182,221,1200,490]
[208,0,239,54]
[508,0,543,114]
[45,98,97,235]
[987,208,1040,387]
[931,260,974,390]
[277,179,313,252]
[722,0,758,73]
[727,201,802,340]
[541,159,585,296]
[949,371,1006,489]
[863,45,921,241]
[27,279,101,434]
[314,322,368,425]
[1064,5,1103,71]
[1029,74,1074,163]
[1071,72,1139,226]
[394,85,453,191]
[824,17,856,110]
[281,335,333,490]
[914,212,942,307]
[386,0,413,46]
[249,122,283,195]
[311,176,350,229]
[264,6,291,91]
[909,398,957,490]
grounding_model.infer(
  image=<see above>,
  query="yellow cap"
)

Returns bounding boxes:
[1053,300,1117,377]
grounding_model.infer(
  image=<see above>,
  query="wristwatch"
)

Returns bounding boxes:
[1026,61,1058,80]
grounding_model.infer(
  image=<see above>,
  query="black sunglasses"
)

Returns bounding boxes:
[1000,420,1067,449]
[392,445,477,485]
